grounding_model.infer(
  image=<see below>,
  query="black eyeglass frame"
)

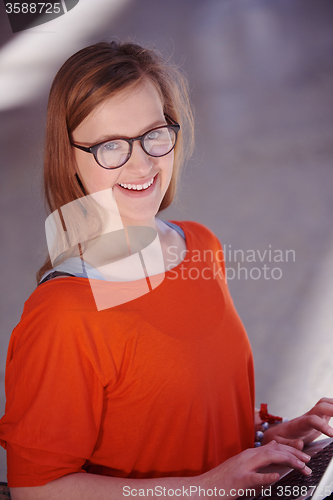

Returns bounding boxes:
[71,120,180,170]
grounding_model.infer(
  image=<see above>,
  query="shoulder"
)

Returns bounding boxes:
[9,278,118,384]
[10,278,97,351]
[15,277,135,341]
[27,277,94,316]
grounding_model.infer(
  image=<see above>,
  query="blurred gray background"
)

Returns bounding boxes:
[0,0,333,482]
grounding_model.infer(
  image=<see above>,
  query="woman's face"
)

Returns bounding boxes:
[72,80,174,226]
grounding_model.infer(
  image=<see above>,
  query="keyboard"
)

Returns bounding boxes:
[252,441,333,500]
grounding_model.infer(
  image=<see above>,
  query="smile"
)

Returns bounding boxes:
[118,175,155,191]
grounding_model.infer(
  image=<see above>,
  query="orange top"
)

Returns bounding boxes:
[0,221,255,487]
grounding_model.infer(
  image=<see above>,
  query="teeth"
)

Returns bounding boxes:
[118,176,155,191]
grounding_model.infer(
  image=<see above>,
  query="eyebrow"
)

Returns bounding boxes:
[89,120,168,146]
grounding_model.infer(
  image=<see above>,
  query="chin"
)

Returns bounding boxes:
[116,200,163,226]
[118,209,159,226]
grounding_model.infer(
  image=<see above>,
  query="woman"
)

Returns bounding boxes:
[0,41,332,500]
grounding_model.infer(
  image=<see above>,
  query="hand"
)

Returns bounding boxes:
[263,398,333,450]
[198,440,311,497]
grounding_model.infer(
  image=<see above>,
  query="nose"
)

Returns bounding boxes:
[125,139,153,175]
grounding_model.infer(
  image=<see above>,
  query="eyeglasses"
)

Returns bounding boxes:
[72,121,180,170]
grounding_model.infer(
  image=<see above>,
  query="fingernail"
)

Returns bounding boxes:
[328,428,333,437]
[304,466,312,475]
[302,453,311,461]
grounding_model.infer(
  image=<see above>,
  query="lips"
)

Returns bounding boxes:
[118,175,155,191]
[116,174,158,195]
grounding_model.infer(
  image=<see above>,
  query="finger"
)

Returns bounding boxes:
[254,442,312,476]
[315,397,333,406]
[265,441,310,462]
[272,435,305,450]
[243,470,281,495]
[321,422,333,438]
[303,414,333,437]
[253,472,281,486]
[309,401,333,418]
[265,451,311,476]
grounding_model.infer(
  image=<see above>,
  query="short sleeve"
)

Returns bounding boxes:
[0,282,106,486]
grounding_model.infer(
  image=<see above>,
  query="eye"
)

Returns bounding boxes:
[100,140,120,151]
[146,129,164,141]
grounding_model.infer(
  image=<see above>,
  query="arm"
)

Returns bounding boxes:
[10,441,311,500]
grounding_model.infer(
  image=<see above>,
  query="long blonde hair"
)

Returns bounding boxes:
[37,40,194,283]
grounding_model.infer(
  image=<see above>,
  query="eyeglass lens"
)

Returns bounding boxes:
[97,126,176,169]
